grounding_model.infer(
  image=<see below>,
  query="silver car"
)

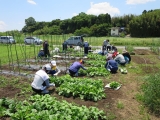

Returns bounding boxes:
[24,37,43,45]
[65,36,84,46]
[0,36,16,44]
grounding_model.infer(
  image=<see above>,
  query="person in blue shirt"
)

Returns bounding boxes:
[69,59,87,77]
[105,57,118,73]
[83,41,89,56]
[38,48,45,58]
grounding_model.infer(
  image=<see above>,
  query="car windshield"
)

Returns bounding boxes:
[33,37,38,40]
[9,36,13,39]
[68,37,73,40]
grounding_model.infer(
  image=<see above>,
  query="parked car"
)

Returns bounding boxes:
[0,36,16,44]
[24,37,43,45]
[64,36,84,46]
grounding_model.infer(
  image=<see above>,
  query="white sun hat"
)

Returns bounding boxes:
[51,60,56,66]
[42,64,51,70]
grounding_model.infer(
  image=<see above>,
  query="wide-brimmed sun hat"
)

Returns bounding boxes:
[42,64,51,70]
[122,50,127,53]
[51,60,56,66]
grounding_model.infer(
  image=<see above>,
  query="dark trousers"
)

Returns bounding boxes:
[107,46,111,51]
[102,45,107,50]
[44,49,50,57]
[69,69,76,76]
[48,70,56,76]
[84,47,88,54]
[32,87,42,94]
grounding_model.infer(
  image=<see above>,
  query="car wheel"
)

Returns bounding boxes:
[35,41,38,45]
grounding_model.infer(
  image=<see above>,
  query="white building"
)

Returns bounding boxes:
[111,27,120,36]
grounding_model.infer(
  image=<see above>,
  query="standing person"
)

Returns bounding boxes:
[83,41,89,56]
[47,60,61,76]
[105,57,118,73]
[114,52,126,65]
[106,40,111,51]
[43,40,50,58]
[31,64,55,94]
[69,59,87,77]
[122,50,131,64]
[102,40,108,51]
[62,41,68,51]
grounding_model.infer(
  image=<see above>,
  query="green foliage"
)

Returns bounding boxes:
[141,73,160,115]
[110,81,121,89]
[129,9,160,37]
[125,45,134,53]
[50,75,106,101]
[74,27,91,36]
[86,67,110,77]
[0,95,107,119]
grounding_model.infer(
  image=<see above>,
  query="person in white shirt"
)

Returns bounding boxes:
[114,52,126,66]
[31,64,55,94]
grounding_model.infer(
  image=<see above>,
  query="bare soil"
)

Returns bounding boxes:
[0,49,160,120]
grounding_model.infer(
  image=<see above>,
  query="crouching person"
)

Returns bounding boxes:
[69,59,87,77]
[31,64,55,94]
[47,60,61,76]
[105,57,118,73]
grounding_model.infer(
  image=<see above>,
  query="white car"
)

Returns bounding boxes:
[0,36,16,44]
[24,37,43,45]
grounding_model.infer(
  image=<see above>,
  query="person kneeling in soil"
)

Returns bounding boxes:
[122,50,131,64]
[69,59,87,77]
[114,52,126,66]
[37,48,45,58]
[47,60,61,76]
[105,57,118,73]
[31,64,55,94]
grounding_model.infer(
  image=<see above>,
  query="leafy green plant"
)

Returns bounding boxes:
[50,76,106,101]
[0,95,107,119]
[110,81,121,89]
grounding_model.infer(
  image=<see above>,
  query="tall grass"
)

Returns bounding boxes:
[141,73,160,116]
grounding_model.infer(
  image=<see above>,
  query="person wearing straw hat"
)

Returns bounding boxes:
[69,59,87,77]
[31,64,55,94]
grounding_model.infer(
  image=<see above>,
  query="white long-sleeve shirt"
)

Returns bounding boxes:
[31,69,49,90]
[114,54,126,63]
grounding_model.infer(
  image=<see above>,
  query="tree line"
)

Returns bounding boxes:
[1,9,160,37]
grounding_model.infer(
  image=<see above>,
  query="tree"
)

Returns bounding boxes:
[25,17,36,26]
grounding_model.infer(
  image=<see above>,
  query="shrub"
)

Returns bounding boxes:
[141,73,160,115]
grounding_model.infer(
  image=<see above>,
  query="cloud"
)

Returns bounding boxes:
[27,0,36,5]
[86,2,120,17]
[72,13,78,17]
[0,21,7,32]
[126,0,156,5]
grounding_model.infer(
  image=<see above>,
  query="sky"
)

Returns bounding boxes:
[0,0,159,32]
